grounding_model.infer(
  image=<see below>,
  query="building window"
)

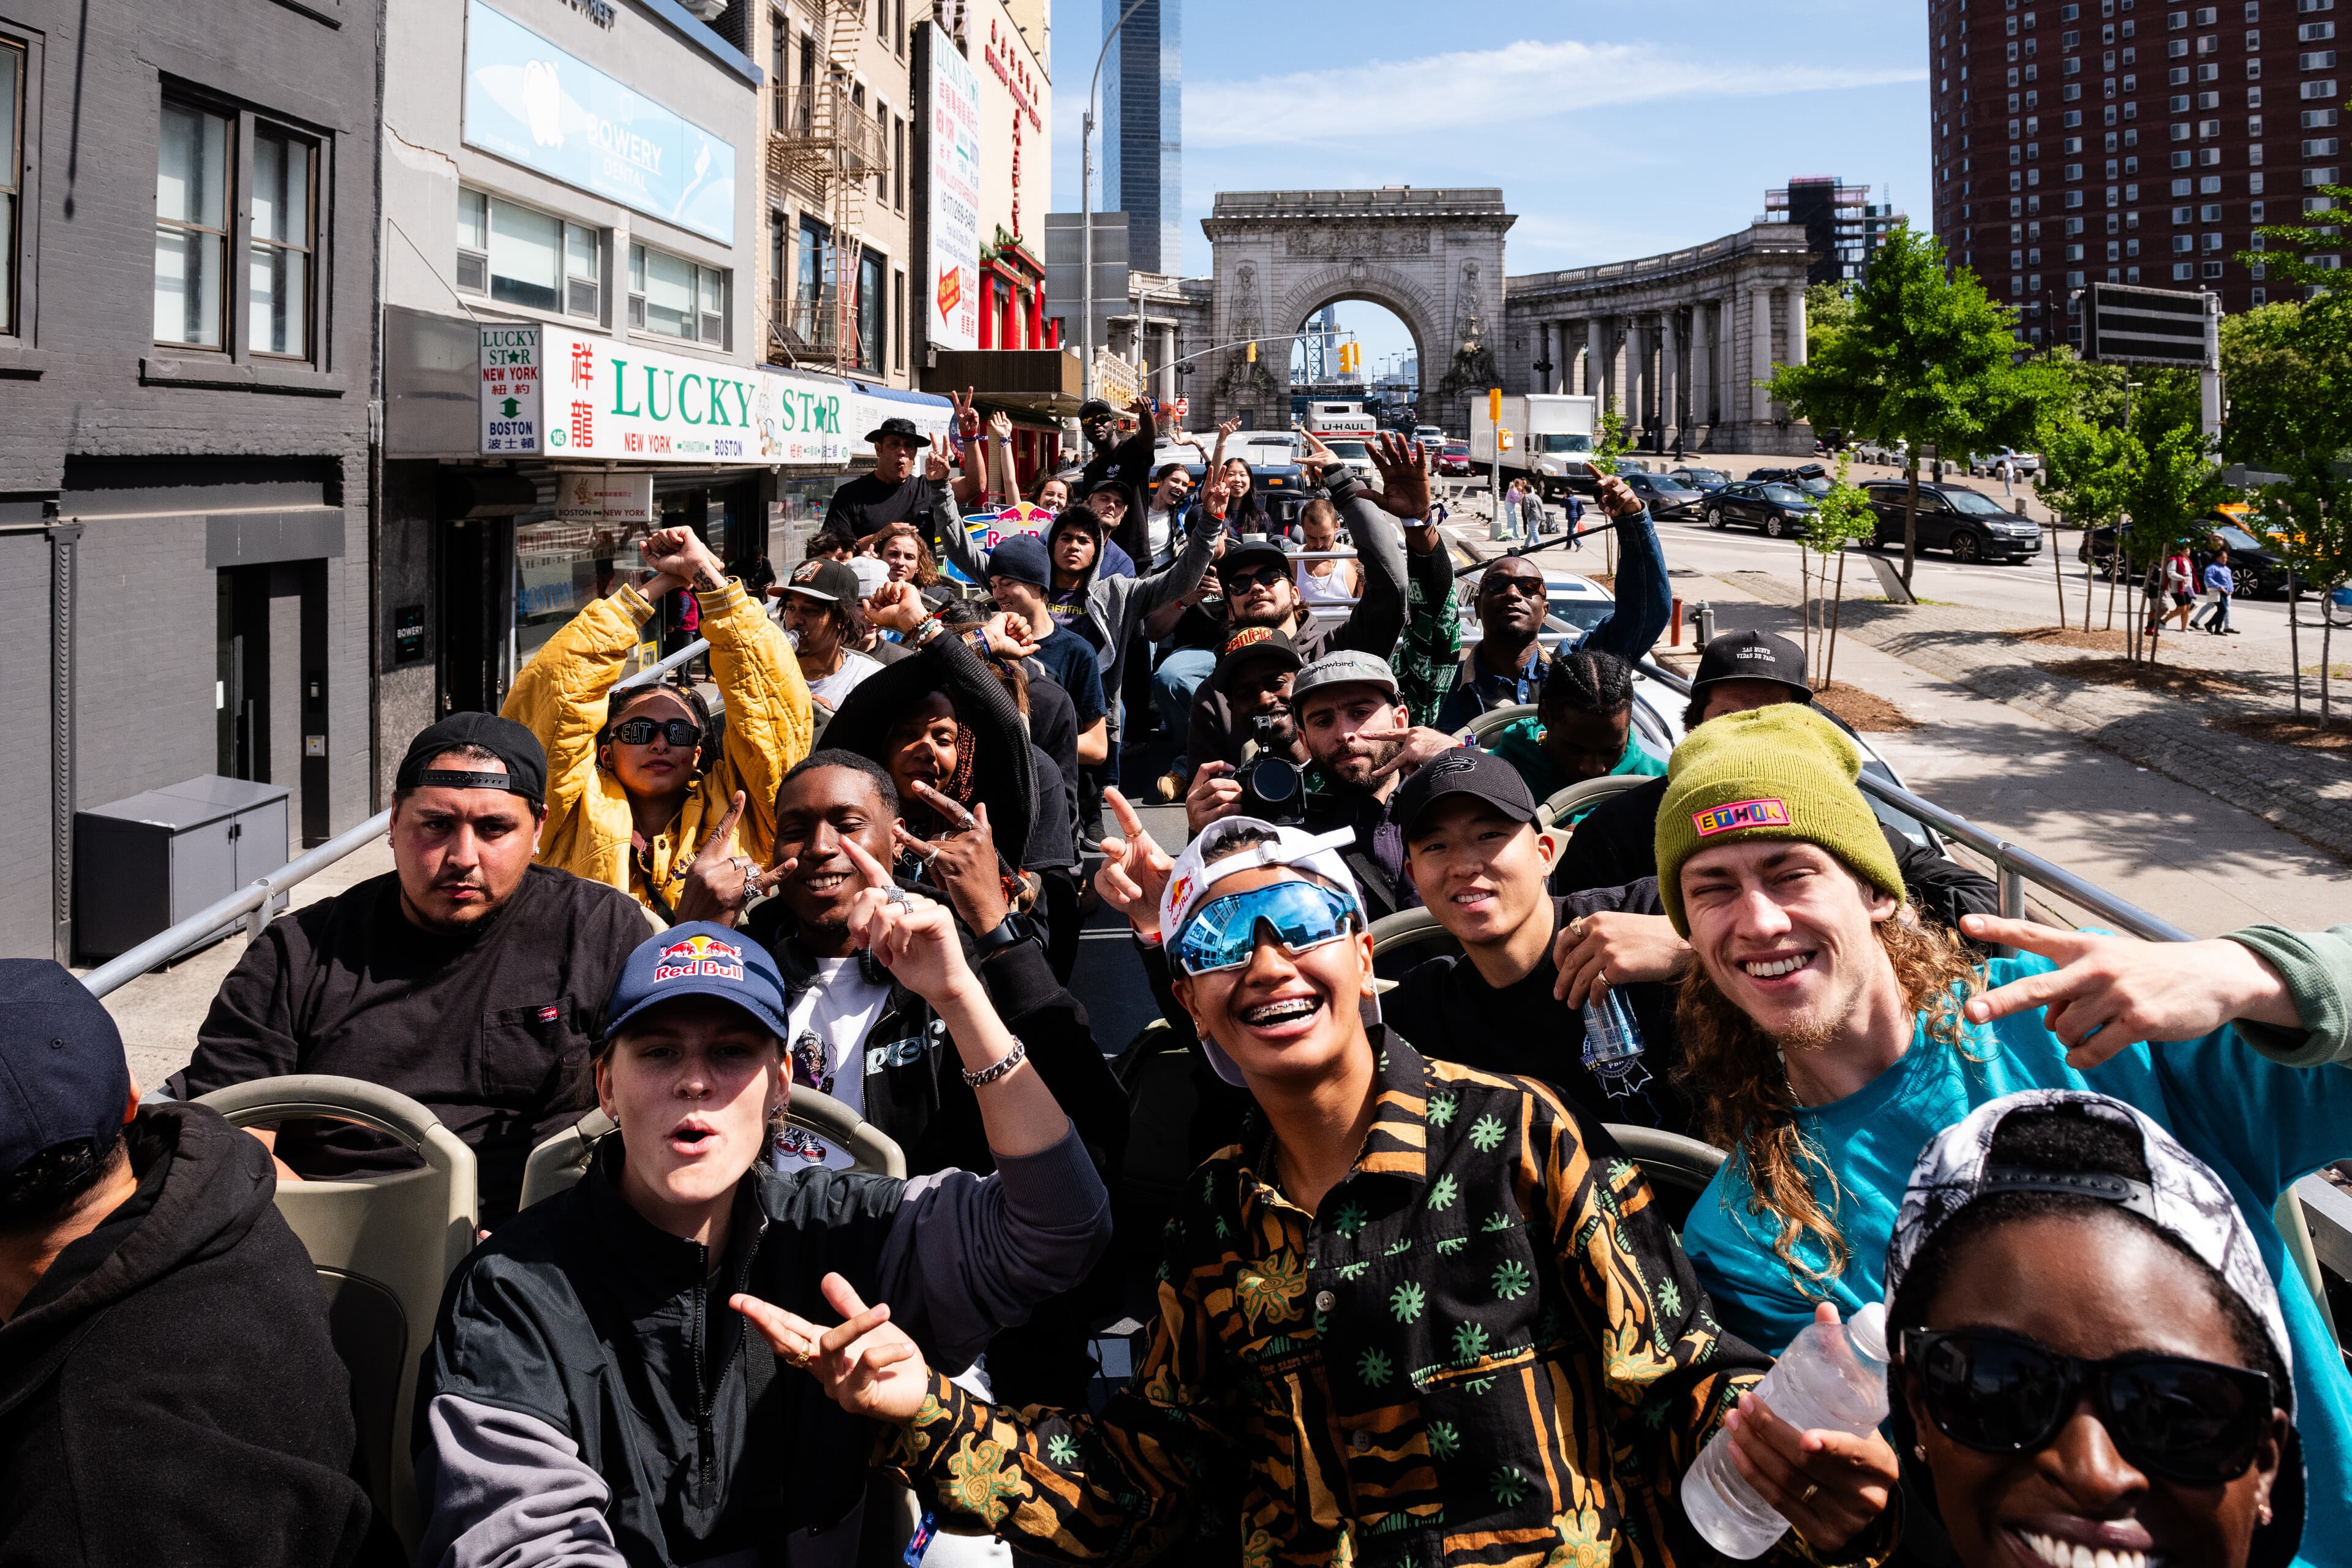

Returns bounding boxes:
[458,189,599,320]
[0,36,23,338]
[154,103,232,348]
[856,247,884,371]
[630,243,726,346]
[245,125,314,358]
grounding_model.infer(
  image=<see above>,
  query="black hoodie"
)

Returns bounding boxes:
[0,1103,379,1567]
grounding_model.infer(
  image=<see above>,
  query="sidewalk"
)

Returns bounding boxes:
[92,835,398,1092]
[1694,578,2351,934]
[1720,568,2352,862]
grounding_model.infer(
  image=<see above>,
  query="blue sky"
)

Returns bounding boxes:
[1049,0,1931,374]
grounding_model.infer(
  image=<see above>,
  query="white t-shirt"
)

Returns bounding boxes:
[768,956,892,1170]
[805,650,881,708]
[1146,506,1177,567]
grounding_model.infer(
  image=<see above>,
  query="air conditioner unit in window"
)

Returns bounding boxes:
[700,311,725,344]
[568,277,598,318]
[457,250,488,294]
[628,293,647,330]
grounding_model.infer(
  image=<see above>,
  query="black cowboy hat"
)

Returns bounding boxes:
[862,415,933,447]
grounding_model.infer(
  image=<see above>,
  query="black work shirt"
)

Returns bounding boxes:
[821,472,949,542]
[172,864,648,1223]
[1382,883,1692,1136]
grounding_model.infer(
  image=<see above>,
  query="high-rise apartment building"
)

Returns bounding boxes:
[1762,176,1909,284]
[1929,0,2343,349]
[1102,0,1181,273]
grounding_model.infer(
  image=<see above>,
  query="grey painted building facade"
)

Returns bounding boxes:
[0,0,381,961]
[1101,0,1180,274]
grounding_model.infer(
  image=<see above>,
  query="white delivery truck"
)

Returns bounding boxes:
[1300,399,1379,435]
[1468,393,1599,499]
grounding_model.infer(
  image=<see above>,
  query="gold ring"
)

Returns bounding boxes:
[784,1346,813,1370]
[1800,1482,1819,1506]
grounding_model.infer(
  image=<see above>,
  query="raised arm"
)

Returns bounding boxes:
[500,566,679,829]
[1577,469,1669,666]
[1125,491,1220,620]
[948,389,986,510]
[922,455,993,585]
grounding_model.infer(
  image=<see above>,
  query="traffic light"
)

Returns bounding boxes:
[1488,388,1502,425]
[1340,342,1359,374]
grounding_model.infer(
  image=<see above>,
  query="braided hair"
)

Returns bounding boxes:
[1540,646,1636,718]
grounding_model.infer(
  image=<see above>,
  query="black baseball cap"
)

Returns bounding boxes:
[862,415,932,447]
[1077,398,1117,420]
[1393,747,1539,840]
[0,960,133,1176]
[785,557,864,605]
[1214,626,1303,693]
[1221,538,1292,583]
[1691,629,1811,701]
[396,712,548,805]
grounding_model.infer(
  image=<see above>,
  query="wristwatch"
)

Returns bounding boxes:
[973,911,1027,955]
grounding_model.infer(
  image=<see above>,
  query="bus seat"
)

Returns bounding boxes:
[1603,1124,1727,1233]
[1464,702,1537,742]
[1537,772,1656,831]
[192,1075,476,1557]
[518,1088,906,1213]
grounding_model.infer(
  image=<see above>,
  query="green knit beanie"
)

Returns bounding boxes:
[1653,704,1905,935]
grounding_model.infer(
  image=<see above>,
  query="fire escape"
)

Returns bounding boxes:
[767,0,886,369]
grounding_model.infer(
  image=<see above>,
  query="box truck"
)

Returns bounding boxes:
[1468,393,1599,499]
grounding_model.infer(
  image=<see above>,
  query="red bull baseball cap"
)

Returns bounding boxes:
[603,922,791,1044]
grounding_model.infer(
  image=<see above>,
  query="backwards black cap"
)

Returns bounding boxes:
[395,712,548,806]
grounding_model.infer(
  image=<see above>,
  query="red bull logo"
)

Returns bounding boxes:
[1692,798,1793,838]
[652,932,745,982]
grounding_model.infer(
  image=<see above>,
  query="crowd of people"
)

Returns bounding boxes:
[2,398,2348,1568]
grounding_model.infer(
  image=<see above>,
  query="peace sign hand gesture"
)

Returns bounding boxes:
[673,791,793,927]
[950,386,982,439]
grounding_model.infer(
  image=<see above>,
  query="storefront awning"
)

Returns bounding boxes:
[924,349,1084,420]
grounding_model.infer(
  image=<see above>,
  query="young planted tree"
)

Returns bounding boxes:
[1798,456,1879,688]
[2232,173,2352,726]
[1766,224,2051,589]
[2034,414,2133,631]
[2118,423,2226,665]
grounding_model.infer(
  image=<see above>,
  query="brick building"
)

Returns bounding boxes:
[1928,0,2344,349]
[0,1,381,961]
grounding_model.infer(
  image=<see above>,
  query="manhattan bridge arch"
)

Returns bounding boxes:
[1194,186,1813,453]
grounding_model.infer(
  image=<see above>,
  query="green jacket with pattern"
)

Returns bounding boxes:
[886,1035,1896,1568]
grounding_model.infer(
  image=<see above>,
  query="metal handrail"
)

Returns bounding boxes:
[614,638,710,692]
[1632,658,2193,944]
[81,808,395,998]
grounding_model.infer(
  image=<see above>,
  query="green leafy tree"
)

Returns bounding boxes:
[1767,224,2052,587]
[1797,456,1877,685]
[2119,423,2228,663]
[2035,413,2135,630]
[1804,281,1856,359]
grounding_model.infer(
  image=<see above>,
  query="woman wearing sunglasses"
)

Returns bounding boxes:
[1887,1090,2301,1568]
[762,813,1900,1566]
[505,525,812,919]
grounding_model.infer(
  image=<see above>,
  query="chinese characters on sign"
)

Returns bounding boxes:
[927,23,981,353]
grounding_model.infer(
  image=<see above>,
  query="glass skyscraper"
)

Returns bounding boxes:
[1102,0,1180,274]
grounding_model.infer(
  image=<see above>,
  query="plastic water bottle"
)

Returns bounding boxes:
[1579,987,1651,1097]
[1681,1303,1891,1558]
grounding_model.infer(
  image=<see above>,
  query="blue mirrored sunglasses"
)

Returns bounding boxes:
[1172,880,1360,977]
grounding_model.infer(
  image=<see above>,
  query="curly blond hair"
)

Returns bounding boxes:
[1673,915,1988,1295]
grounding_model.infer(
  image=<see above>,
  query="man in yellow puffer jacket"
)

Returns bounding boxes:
[503,526,812,921]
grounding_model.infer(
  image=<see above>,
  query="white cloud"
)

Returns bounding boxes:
[1183,39,1925,151]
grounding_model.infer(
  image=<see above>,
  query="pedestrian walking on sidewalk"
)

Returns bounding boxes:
[1499,478,1523,543]
[2189,555,2239,634]
[1998,455,2016,497]
[2160,546,2197,633]
[1520,483,1545,544]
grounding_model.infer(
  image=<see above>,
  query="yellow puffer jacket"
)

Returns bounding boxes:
[502,579,812,918]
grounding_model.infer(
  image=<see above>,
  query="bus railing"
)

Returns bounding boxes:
[81,638,720,1001]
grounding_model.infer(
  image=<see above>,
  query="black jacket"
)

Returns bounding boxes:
[1552,772,2004,935]
[0,1104,379,1568]
[172,864,647,1224]
[1381,883,1693,1137]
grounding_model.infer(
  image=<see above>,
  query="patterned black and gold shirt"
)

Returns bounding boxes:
[890,1033,1889,1567]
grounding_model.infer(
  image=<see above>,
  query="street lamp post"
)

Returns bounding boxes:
[1082,0,1148,409]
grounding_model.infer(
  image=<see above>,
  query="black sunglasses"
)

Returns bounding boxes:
[1226,565,1288,590]
[1482,573,1547,598]
[610,717,702,747]
[1904,1327,2275,1486]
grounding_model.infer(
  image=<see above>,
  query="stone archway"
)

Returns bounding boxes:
[1202,189,1513,435]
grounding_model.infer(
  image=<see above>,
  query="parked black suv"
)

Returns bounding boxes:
[1864,481,2044,564]
[1747,463,1831,495]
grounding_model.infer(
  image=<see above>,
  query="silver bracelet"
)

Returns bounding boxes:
[960,1036,1027,1089]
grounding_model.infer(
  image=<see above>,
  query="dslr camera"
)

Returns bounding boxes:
[1235,715,1305,826]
